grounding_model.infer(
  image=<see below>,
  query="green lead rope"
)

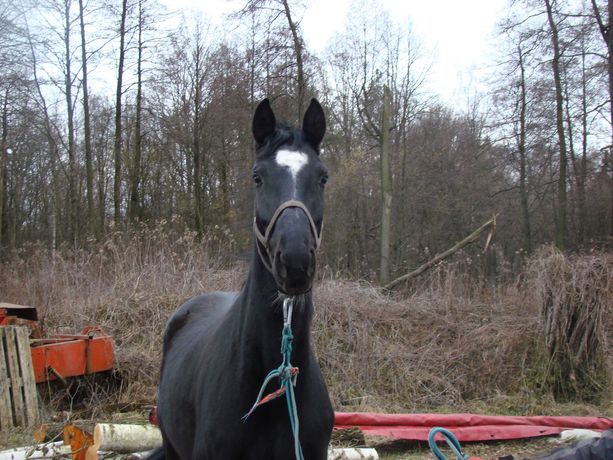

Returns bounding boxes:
[242,298,304,460]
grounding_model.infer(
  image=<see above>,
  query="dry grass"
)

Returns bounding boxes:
[314,266,540,412]
[0,230,611,417]
[0,227,245,405]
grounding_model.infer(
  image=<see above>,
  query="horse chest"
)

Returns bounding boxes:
[197,397,332,460]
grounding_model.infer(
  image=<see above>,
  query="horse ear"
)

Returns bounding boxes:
[302,98,326,151]
[252,98,276,147]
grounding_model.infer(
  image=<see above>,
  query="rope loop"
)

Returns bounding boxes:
[428,427,470,460]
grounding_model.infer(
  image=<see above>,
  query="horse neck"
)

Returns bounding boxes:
[233,242,315,372]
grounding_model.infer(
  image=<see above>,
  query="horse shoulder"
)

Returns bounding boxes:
[163,291,238,353]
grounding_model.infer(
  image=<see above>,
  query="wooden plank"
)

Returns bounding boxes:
[0,302,32,309]
[0,328,13,430]
[15,327,39,426]
[4,327,25,426]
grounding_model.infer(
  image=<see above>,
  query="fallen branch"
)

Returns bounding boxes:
[384,214,497,290]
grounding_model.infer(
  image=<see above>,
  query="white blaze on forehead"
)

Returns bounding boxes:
[275,149,309,181]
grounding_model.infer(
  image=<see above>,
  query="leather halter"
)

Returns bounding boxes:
[253,200,322,273]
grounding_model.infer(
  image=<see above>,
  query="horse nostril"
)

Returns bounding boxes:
[277,248,312,276]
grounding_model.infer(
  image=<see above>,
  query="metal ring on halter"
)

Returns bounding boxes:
[253,200,323,273]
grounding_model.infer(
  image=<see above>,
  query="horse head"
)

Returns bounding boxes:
[251,98,328,295]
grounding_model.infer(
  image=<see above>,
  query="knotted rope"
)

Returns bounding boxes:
[243,297,304,460]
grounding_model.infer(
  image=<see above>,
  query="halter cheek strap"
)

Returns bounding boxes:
[253,200,323,273]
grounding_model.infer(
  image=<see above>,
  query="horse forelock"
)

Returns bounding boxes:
[256,124,312,159]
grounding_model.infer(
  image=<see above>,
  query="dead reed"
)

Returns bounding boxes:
[527,246,612,402]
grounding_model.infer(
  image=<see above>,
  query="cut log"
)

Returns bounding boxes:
[96,447,380,460]
[85,423,163,460]
[0,441,70,460]
[82,423,378,460]
[64,423,94,460]
[328,448,379,459]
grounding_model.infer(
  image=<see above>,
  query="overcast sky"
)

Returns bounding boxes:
[161,0,508,106]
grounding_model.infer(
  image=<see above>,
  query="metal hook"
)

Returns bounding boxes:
[283,297,294,327]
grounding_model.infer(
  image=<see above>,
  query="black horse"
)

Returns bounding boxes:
[152,99,334,460]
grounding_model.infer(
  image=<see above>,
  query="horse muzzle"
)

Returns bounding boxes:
[269,210,316,295]
[254,201,321,295]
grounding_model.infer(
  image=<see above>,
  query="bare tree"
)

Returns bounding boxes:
[128,0,145,222]
[590,0,613,236]
[544,0,569,248]
[192,22,207,236]
[114,0,128,225]
[238,0,308,120]
[517,40,533,252]
[379,84,392,283]
[279,0,305,117]
[78,0,94,235]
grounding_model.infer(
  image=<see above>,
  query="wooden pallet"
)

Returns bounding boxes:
[0,326,39,430]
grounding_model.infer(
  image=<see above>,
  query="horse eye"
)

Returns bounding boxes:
[320,175,329,186]
[253,174,262,187]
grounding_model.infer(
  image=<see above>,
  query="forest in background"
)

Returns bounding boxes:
[0,0,612,282]
[0,1,611,436]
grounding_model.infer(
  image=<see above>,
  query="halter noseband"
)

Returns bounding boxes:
[253,200,322,273]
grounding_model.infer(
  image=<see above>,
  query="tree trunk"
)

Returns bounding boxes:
[0,90,8,249]
[51,144,58,252]
[129,0,144,223]
[220,103,229,219]
[517,44,532,253]
[604,0,613,237]
[544,0,568,249]
[607,0,613,237]
[193,40,204,237]
[113,0,128,226]
[78,0,94,236]
[280,0,305,120]
[64,0,78,245]
[563,66,578,245]
[579,100,588,242]
[97,138,106,236]
[577,50,589,244]
[249,12,256,110]
[9,182,18,248]
[380,85,392,284]
[28,28,59,249]
[591,0,613,236]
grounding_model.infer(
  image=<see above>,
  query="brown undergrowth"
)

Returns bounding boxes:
[0,231,611,416]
